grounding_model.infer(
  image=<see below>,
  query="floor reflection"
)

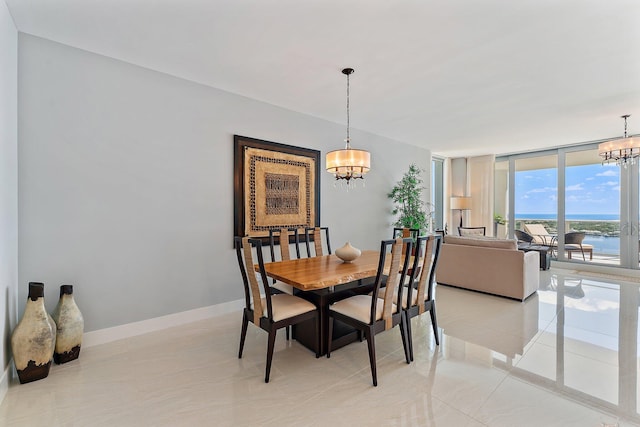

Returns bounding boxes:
[436,285,539,359]
[2,268,639,426]
[436,270,640,424]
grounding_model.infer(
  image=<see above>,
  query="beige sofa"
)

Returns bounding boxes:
[436,235,539,301]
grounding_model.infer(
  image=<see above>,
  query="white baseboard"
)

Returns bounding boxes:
[0,364,9,407]
[0,300,243,402]
[83,298,244,348]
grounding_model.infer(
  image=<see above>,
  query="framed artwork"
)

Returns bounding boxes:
[233,135,320,240]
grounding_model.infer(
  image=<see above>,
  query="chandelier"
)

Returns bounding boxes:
[326,68,371,187]
[598,115,640,167]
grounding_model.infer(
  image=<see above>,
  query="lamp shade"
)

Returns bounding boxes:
[326,148,371,178]
[450,196,472,210]
[598,136,640,164]
[599,115,639,166]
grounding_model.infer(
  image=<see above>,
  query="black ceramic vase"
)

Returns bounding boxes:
[10,282,56,384]
[51,285,84,364]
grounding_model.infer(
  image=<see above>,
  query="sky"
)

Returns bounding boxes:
[515,163,621,216]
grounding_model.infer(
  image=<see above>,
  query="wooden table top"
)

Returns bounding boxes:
[260,250,381,291]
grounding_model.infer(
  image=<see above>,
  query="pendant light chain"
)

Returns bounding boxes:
[623,114,630,138]
[345,70,350,148]
[325,67,370,188]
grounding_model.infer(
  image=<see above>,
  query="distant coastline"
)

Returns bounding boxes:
[515,213,619,221]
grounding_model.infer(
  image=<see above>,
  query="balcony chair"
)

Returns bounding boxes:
[564,232,593,261]
[523,223,557,246]
[514,229,535,246]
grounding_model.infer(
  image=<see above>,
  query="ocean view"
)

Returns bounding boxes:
[580,235,620,255]
[515,213,620,221]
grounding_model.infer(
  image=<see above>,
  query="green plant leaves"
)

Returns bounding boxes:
[388,164,433,233]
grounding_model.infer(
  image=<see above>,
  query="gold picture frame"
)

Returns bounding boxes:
[233,135,320,240]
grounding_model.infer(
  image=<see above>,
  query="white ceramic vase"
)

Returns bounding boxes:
[11,282,56,384]
[335,242,361,263]
[51,285,84,364]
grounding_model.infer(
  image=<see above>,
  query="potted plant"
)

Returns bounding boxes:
[388,164,433,235]
[493,213,506,237]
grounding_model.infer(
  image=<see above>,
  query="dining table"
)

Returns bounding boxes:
[259,250,383,355]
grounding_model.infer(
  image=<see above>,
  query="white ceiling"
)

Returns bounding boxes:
[5,0,640,157]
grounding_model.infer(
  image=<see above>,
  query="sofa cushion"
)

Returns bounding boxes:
[459,228,486,236]
[444,235,517,250]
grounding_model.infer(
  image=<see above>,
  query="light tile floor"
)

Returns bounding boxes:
[1,268,638,426]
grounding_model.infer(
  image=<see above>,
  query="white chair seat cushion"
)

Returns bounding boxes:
[271,280,294,295]
[254,294,316,322]
[565,244,593,250]
[331,295,397,324]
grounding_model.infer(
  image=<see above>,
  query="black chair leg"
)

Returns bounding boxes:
[405,313,414,362]
[286,326,290,341]
[430,305,440,346]
[400,314,411,364]
[326,317,334,358]
[315,314,320,358]
[265,329,277,383]
[364,327,377,387]
[238,311,249,358]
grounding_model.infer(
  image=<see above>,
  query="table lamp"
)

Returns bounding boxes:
[450,196,472,228]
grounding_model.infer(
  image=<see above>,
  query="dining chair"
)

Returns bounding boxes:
[392,227,419,240]
[402,235,442,361]
[235,236,320,383]
[393,227,419,256]
[304,226,331,257]
[458,226,486,236]
[268,227,304,340]
[326,237,412,386]
[269,228,303,262]
[268,228,304,295]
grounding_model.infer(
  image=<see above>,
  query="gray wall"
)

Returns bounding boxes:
[1,1,18,374]
[18,34,430,332]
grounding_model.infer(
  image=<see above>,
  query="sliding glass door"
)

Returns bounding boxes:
[624,162,640,267]
[498,145,640,269]
[513,154,558,242]
[564,148,621,266]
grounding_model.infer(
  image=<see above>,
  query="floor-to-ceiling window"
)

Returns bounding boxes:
[564,148,621,266]
[494,159,509,238]
[432,157,444,231]
[514,153,559,241]
[497,143,640,270]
